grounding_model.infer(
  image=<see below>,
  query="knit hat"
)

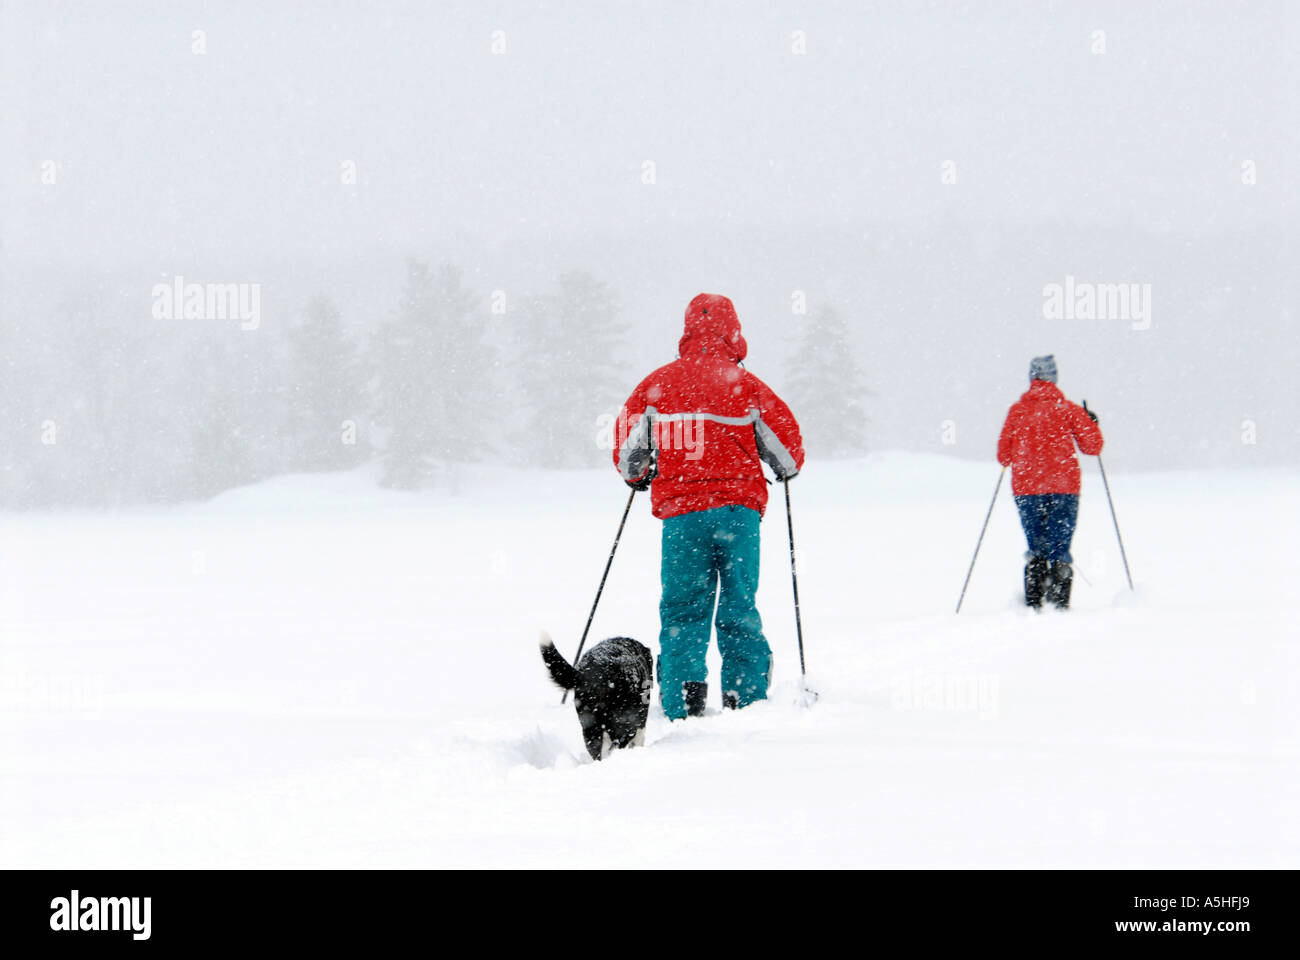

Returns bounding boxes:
[1029,355,1058,383]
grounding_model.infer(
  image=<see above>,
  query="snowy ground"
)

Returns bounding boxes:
[1,453,1296,868]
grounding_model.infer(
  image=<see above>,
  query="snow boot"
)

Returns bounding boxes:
[684,681,708,717]
[1024,557,1049,608]
[722,691,738,710]
[1046,561,1073,609]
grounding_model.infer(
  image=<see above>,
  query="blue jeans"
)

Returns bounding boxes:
[1014,494,1079,563]
[658,505,770,719]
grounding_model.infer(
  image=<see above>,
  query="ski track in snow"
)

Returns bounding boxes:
[1,454,1296,867]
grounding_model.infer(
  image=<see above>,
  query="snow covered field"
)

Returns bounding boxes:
[1,453,1296,868]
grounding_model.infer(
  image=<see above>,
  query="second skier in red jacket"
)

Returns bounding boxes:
[997,355,1104,609]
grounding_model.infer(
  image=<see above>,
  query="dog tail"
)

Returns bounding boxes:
[539,631,578,691]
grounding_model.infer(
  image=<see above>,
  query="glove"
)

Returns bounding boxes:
[626,459,657,491]
[1085,408,1100,424]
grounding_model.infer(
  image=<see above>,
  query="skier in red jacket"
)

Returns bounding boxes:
[614,294,804,719]
[997,355,1103,609]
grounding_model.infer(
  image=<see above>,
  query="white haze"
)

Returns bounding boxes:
[1,0,1297,505]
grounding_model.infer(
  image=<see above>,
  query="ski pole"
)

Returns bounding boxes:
[783,478,807,678]
[955,467,1006,614]
[1084,401,1133,591]
[783,478,817,704]
[562,486,638,704]
[1096,456,1133,589]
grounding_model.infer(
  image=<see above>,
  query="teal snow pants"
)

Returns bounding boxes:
[658,505,771,719]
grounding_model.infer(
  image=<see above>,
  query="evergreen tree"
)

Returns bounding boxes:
[517,271,628,468]
[283,295,369,472]
[371,261,496,488]
[182,332,289,499]
[784,304,869,458]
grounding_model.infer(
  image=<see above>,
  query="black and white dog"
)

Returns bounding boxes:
[539,632,653,761]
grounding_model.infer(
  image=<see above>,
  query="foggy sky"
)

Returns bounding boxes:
[6,1,1296,261]
[2,0,1297,485]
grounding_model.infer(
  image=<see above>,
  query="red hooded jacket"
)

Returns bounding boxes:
[997,379,1104,496]
[613,294,805,520]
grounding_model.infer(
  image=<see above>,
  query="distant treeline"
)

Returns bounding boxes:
[0,260,867,507]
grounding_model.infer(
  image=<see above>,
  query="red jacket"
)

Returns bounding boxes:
[614,294,805,520]
[997,380,1104,496]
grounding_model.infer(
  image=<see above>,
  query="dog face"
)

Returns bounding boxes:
[541,634,653,761]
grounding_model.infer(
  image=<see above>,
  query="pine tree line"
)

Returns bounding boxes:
[783,303,871,459]
[2,263,742,505]
[0,270,870,507]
